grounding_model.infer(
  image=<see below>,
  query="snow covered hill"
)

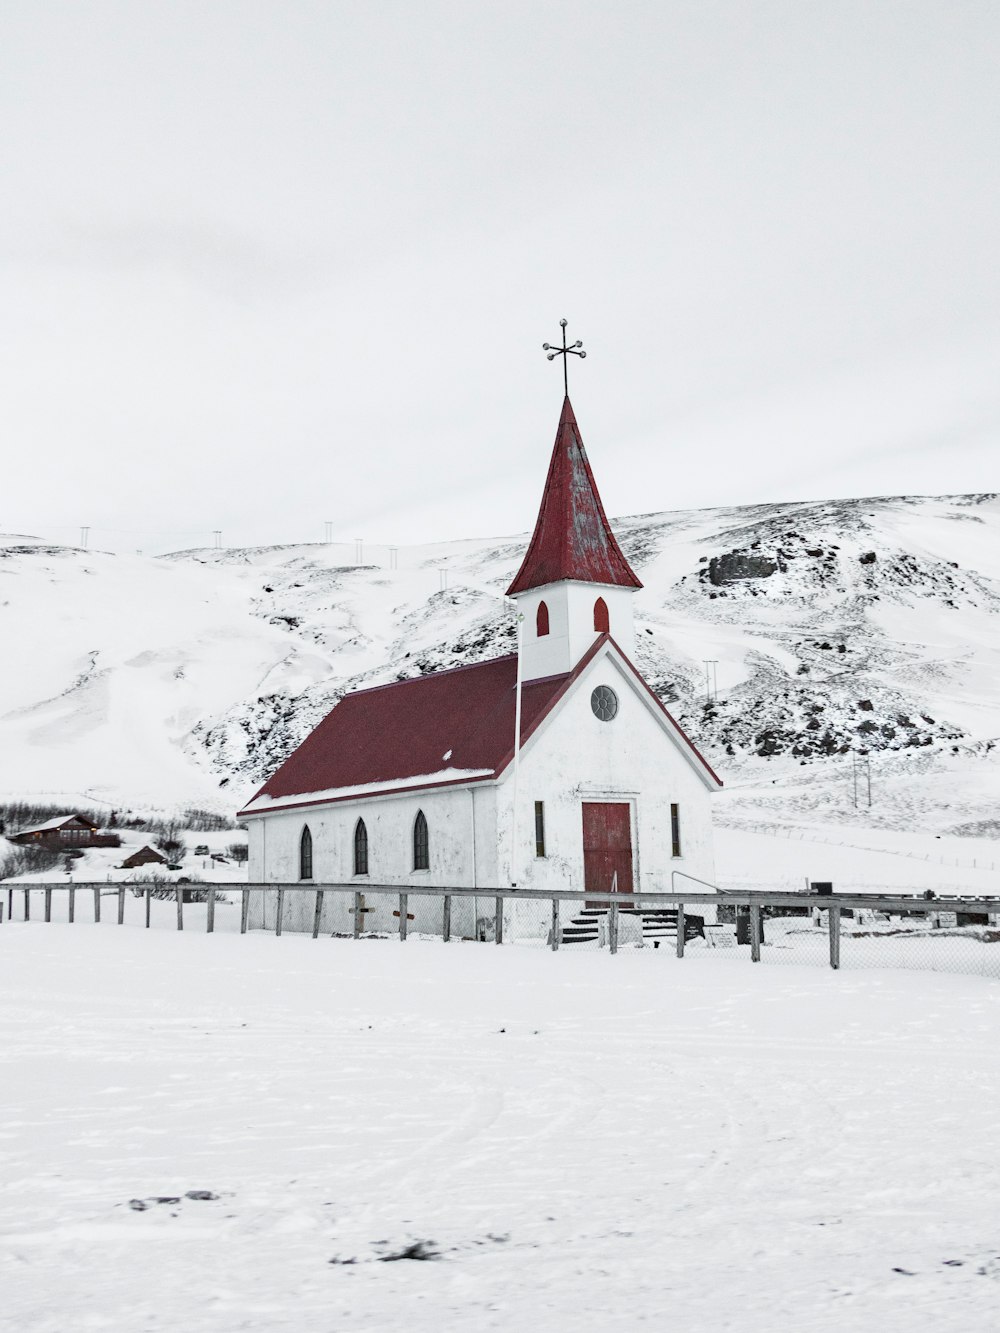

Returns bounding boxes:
[2,492,999,835]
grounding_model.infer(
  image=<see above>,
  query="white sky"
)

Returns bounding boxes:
[2,0,998,556]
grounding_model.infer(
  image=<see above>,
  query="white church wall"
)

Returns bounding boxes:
[495,644,718,934]
[515,581,636,681]
[246,782,501,935]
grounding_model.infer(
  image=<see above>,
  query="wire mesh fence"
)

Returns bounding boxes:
[3,882,999,981]
[839,907,1000,981]
[749,909,834,969]
[729,901,1000,980]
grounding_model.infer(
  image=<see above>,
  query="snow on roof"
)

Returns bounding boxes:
[120,844,166,864]
[506,396,642,596]
[11,814,97,836]
[242,767,496,814]
[239,637,720,817]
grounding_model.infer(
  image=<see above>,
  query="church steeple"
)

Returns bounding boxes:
[506,396,642,597]
[508,396,641,682]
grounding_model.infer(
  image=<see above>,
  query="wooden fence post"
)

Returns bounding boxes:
[24,888,30,921]
[207,887,216,934]
[69,885,76,924]
[6,888,11,922]
[551,899,560,951]
[442,894,451,942]
[749,902,762,962]
[353,891,362,939]
[495,895,504,945]
[609,898,619,955]
[93,887,101,923]
[275,888,284,937]
[175,886,184,931]
[240,888,250,934]
[312,888,324,939]
[117,886,126,925]
[398,893,408,941]
[676,903,686,958]
[44,888,52,923]
[145,885,152,929]
[828,905,841,970]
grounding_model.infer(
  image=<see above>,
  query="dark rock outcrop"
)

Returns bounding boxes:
[708,553,778,586]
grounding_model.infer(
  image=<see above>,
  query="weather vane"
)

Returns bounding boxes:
[543,318,586,396]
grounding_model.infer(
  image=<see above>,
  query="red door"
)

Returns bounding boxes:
[582,802,633,905]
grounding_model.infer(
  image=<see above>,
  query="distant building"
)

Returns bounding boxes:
[9,814,117,849]
[120,845,167,870]
[240,396,722,938]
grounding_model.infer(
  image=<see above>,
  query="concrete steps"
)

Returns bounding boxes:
[561,906,706,946]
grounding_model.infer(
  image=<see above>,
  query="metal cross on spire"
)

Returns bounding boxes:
[542,318,586,396]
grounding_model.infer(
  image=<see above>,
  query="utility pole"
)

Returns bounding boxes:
[354,538,363,564]
[213,530,222,549]
[702,660,718,703]
[389,546,398,570]
[79,526,89,549]
[852,753,872,809]
[324,521,333,543]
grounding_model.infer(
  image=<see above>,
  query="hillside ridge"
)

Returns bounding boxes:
[2,491,998,833]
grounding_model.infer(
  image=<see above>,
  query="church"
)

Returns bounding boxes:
[239,391,722,940]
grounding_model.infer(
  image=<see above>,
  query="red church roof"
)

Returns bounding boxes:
[506,396,643,596]
[239,654,570,815]
[239,636,720,817]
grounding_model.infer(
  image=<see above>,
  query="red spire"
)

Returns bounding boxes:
[506,397,642,596]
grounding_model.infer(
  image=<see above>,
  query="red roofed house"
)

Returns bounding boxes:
[239,396,721,938]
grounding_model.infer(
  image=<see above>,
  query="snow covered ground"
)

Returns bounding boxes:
[2,923,999,1332]
[713,825,1000,894]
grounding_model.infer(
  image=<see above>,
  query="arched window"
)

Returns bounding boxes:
[299,825,313,880]
[593,596,610,633]
[413,809,429,871]
[353,818,369,876]
[536,600,550,637]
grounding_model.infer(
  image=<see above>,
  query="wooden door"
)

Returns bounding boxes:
[582,802,633,905]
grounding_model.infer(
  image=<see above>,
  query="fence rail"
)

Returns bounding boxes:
[4,881,1000,979]
[6,881,1000,911]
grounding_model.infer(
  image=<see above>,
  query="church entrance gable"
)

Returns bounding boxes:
[582,801,633,905]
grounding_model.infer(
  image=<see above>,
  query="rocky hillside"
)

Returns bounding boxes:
[2,491,999,832]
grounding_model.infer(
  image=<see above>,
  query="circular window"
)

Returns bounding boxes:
[590,685,619,721]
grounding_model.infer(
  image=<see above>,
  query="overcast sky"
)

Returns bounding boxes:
[2,1,998,556]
